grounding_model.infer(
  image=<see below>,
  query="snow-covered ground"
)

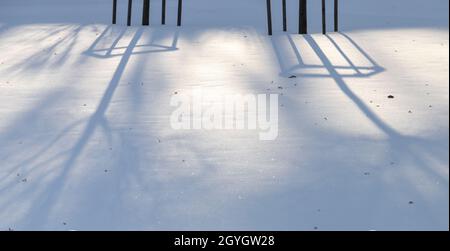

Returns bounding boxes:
[0,0,448,230]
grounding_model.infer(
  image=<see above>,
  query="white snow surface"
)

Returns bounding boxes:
[0,0,448,230]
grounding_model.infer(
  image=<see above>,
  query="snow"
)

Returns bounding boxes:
[0,0,448,230]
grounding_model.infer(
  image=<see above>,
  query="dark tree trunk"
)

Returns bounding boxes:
[162,0,167,25]
[127,0,133,26]
[112,0,117,24]
[282,0,287,32]
[322,0,326,34]
[299,0,307,34]
[266,0,273,36]
[177,0,183,26]
[334,0,339,32]
[142,0,150,26]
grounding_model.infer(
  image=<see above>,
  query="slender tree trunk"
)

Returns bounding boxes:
[177,0,183,26]
[162,0,167,25]
[127,0,133,26]
[282,0,287,32]
[322,0,326,34]
[112,0,117,24]
[334,0,339,32]
[266,0,273,36]
[142,0,150,26]
[299,0,307,34]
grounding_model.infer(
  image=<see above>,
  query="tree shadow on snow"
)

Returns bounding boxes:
[0,25,182,229]
[259,32,449,229]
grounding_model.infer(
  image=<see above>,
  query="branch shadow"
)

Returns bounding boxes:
[84,26,180,59]
[7,25,182,228]
[271,32,385,78]
[272,32,448,188]
[1,24,87,78]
